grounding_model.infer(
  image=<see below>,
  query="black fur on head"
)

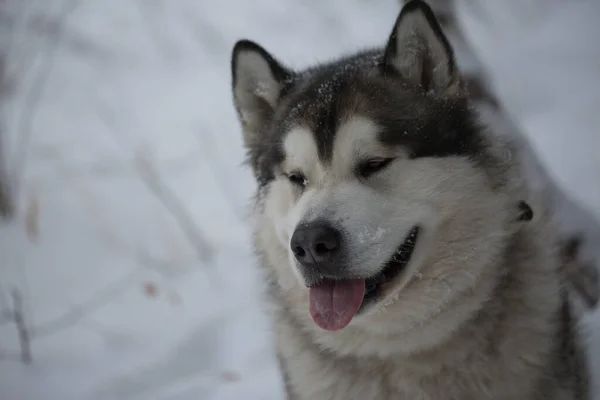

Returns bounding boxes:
[230,0,498,189]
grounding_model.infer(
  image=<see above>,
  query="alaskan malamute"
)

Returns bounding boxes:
[230,1,591,398]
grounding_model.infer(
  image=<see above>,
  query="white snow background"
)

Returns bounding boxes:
[0,0,598,399]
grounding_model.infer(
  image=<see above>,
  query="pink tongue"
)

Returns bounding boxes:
[309,279,366,331]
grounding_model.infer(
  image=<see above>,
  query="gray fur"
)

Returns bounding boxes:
[231,1,591,398]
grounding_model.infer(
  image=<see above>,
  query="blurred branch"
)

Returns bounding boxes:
[32,266,143,338]
[0,169,13,218]
[133,149,215,265]
[0,253,183,365]
[195,132,244,221]
[0,288,32,364]
[9,0,81,206]
[11,289,32,364]
[0,26,14,218]
[0,126,13,219]
[95,105,216,270]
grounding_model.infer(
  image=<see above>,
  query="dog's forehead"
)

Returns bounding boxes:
[282,117,384,174]
[261,51,490,186]
[278,55,384,162]
[332,117,385,162]
[282,126,321,171]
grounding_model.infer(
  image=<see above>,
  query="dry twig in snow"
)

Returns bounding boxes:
[134,149,215,265]
[0,289,33,364]
[12,289,32,364]
[0,37,14,218]
[9,0,81,206]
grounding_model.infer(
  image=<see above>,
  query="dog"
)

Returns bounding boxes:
[230,1,591,398]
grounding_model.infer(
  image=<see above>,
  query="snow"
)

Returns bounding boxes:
[0,0,598,399]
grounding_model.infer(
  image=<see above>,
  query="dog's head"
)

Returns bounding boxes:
[231,1,527,354]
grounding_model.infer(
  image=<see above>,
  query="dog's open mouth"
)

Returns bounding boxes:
[308,226,420,332]
[362,226,420,304]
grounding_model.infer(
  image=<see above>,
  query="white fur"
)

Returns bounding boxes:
[262,115,515,354]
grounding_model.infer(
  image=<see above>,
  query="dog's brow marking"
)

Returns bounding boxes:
[283,127,322,175]
[332,116,381,173]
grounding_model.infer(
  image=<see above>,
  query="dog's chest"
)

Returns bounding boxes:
[281,346,543,400]
[285,358,464,400]
[286,362,538,400]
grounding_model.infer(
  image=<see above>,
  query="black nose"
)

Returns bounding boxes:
[290,221,341,266]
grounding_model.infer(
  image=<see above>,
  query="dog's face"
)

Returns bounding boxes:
[232,1,520,354]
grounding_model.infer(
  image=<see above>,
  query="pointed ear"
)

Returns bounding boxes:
[383,0,463,96]
[231,40,292,149]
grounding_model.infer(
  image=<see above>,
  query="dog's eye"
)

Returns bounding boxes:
[286,171,307,187]
[358,158,395,178]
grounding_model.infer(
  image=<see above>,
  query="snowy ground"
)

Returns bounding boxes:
[0,0,598,399]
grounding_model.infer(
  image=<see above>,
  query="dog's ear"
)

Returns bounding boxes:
[383,0,463,96]
[231,40,292,149]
